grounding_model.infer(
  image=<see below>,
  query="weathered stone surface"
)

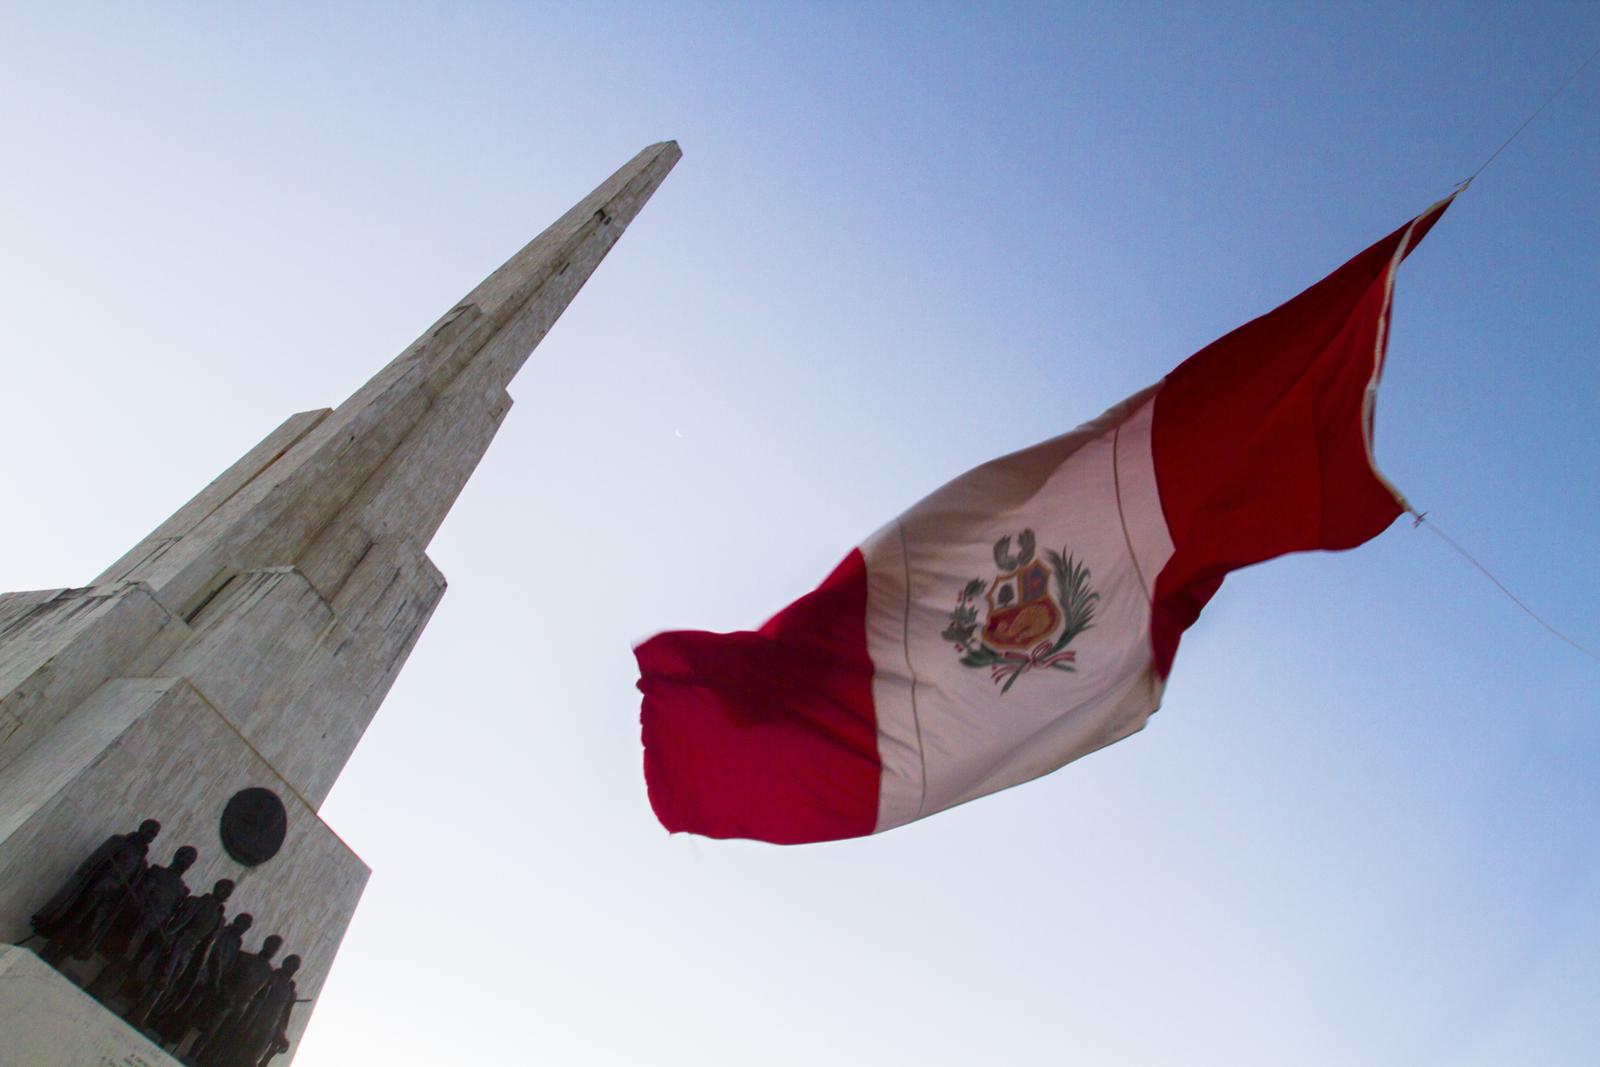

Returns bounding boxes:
[0,945,180,1067]
[296,380,512,600]
[157,554,445,807]
[0,585,188,773]
[0,589,65,633]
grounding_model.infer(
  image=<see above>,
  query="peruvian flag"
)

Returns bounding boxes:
[636,196,1454,845]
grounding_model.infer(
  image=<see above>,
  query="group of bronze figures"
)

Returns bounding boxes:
[19,818,305,1067]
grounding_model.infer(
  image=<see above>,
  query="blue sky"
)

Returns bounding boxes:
[2,4,1597,1064]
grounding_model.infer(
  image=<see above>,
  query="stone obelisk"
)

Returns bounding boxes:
[0,141,680,1064]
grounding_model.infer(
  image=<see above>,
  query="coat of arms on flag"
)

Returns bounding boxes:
[941,529,1100,692]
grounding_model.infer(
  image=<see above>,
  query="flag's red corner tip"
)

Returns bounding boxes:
[632,551,882,846]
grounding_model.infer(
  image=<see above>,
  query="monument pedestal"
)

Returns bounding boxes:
[0,945,179,1067]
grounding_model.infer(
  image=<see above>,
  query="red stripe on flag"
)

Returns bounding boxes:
[636,550,880,844]
[1149,201,1452,678]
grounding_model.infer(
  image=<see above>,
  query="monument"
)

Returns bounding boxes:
[0,140,680,1064]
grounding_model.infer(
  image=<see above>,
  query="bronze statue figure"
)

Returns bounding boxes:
[217,953,300,1067]
[127,877,234,1028]
[86,845,196,1001]
[155,911,252,1044]
[187,933,281,1063]
[121,845,198,960]
[33,819,160,965]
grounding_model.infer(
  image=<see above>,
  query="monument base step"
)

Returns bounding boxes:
[0,944,180,1067]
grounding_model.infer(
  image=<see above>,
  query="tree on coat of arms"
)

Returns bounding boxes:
[941,528,1100,693]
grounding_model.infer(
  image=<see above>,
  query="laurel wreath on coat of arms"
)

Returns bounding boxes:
[940,528,1100,693]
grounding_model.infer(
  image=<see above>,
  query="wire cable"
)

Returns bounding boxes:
[1409,512,1600,663]
[1461,40,1600,186]
[1405,42,1600,664]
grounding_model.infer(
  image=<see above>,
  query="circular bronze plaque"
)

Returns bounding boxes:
[219,787,288,866]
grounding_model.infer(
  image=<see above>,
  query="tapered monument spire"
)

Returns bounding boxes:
[0,142,680,1064]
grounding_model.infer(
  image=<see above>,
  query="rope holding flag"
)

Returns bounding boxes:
[1410,513,1600,664]
[1460,39,1600,186]
[1396,39,1600,668]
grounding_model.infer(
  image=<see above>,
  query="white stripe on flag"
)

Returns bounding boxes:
[865,384,1175,832]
